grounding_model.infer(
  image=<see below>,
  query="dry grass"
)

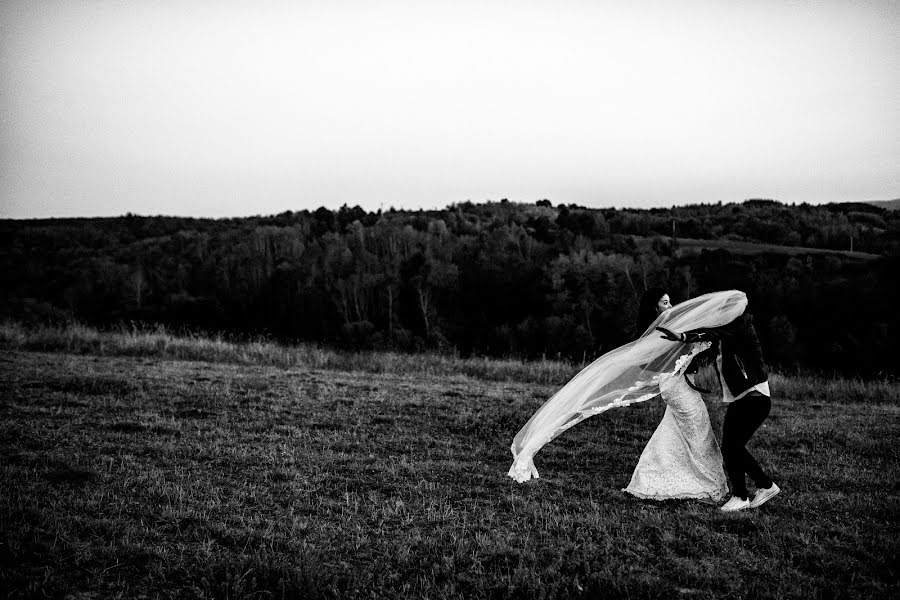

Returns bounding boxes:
[0,321,582,386]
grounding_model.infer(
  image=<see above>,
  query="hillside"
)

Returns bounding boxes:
[865,198,900,211]
[672,237,880,260]
[2,199,898,375]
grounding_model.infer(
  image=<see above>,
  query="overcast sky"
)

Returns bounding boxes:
[1,0,898,219]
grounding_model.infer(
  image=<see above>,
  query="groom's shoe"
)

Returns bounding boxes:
[749,483,780,508]
[719,496,750,512]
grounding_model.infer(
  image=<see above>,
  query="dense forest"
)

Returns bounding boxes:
[2,199,898,376]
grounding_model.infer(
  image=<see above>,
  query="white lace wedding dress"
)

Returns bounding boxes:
[624,373,728,502]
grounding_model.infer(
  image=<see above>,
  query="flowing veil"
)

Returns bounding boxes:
[508,290,747,483]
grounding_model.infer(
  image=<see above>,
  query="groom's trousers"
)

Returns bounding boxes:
[722,391,773,499]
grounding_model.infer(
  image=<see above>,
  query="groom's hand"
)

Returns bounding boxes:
[656,327,684,342]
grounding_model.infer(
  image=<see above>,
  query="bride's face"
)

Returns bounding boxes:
[656,294,672,314]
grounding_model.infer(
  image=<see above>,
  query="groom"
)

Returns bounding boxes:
[658,309,780,512]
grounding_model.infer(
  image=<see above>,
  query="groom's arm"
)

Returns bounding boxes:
[657,312,750,343]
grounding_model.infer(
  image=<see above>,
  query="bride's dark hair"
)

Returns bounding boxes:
[635,287,667,338]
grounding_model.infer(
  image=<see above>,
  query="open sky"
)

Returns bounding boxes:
[1,0,898,219]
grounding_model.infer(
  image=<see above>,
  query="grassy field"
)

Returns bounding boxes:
[672,238,880,260]
[1,333,898,598]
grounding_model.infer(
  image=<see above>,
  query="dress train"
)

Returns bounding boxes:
[624,374,728,502]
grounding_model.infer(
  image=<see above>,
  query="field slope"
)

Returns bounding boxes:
[1,349,898,599]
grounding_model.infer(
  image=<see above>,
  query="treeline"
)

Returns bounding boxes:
[2,199,898,376]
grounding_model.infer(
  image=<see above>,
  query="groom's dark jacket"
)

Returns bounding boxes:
[682,311,768,398]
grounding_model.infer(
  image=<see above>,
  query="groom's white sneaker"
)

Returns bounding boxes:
[719,496,750,512]
[749,483,780,508]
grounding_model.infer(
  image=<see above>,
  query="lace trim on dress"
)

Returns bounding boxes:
[597,341,711,413]
[623,489,727,502]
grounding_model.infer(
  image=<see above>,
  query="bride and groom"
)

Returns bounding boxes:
[508,288,780,512]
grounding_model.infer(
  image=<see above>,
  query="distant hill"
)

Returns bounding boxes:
[2,198,899,375]
[864,198,900,211]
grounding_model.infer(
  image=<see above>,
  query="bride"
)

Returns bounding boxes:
[622,288,728,502]
[507,289,746,498]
